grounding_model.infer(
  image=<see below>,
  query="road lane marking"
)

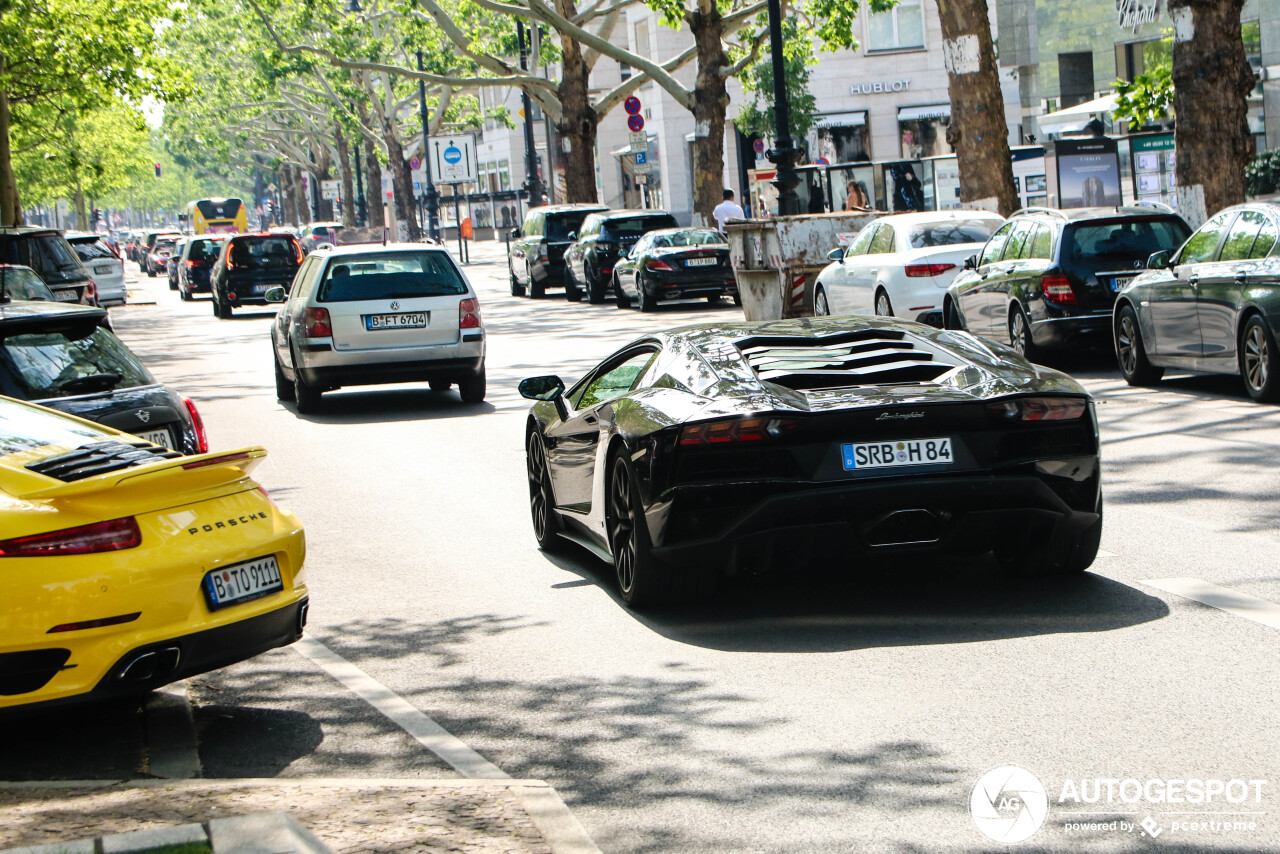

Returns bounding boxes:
[1143,577,1280,632]
[144,681,202,779]
[293,637,509,779]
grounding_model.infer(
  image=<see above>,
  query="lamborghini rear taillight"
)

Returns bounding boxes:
[679,416,801,445]
[986,396,1088,421]
[0,518,141,557]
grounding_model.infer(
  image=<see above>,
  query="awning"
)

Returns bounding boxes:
[898,104,952,122]
[816,111,867,128]
[1036,94,1118,136]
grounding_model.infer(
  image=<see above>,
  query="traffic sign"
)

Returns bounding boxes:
[409,156,421,171]
[321,179,340,201]
[624,96,642,115]
[753,139,766,155]
[629,130,647,151]
[430,134,478,183]
[813,157,829,166]
[634,151,648,165]
[627,114,644,133]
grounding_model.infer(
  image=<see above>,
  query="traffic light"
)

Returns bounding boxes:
[153,162,162,178]
[91,208,101,226]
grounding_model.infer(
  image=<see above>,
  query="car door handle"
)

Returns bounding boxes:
[582,413,598,425]
[1188,275,1198,285]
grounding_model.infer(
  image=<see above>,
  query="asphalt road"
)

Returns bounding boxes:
[7,245,1280,854]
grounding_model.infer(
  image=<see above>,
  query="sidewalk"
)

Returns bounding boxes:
[0,778,600,854]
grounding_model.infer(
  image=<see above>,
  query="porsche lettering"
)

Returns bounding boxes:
[188,511,270,534]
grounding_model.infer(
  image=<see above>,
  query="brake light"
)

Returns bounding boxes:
[986,396,1087,421]
[182,395,208,454]
[0,517,141,557]
[1041,274,1076,305]
[293,240,304,264]
[679,416,801,445]
[84,278,97,301]
[186,259,198,268]
[904,262,956,277]
[459,297,481,329]
[181,451,252,470]
[646,258,674,272]
[304,306,332,337]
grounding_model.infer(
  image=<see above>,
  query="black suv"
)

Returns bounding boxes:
[176,235,227,301]
[209,232,304,318]
[508,204,607,298]
[563,209,679,303]
[944,206,1191,359]
[0,298,206,454]
[0,227,94,304]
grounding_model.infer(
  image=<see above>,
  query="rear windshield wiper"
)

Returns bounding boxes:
[52,372,123,394]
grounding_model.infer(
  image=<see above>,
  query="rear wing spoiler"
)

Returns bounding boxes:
[14,447,268,502]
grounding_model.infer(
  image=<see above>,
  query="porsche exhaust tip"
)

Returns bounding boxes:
[864,509,945,548]
[118,647,181,683]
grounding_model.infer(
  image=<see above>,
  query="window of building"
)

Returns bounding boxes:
[620,61,632,82]
[633,20,651,60]
[813,113,870,164]
[867,0,923,52]
[1057,52,1095,110]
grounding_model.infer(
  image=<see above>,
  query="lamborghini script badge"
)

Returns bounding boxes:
[876,411,925,421]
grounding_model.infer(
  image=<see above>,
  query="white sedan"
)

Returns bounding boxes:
[813,211,1005,325]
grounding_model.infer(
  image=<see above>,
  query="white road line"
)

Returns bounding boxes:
[1143,577,1280,633]
[292,637,509,780]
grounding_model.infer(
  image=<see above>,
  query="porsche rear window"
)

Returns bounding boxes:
[317,252,468,301]
[0,329,155,400]
[0,399,107,458]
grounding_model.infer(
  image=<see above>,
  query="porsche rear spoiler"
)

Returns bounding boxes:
[12,447,268,501]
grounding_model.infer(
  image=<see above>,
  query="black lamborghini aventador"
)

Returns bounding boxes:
[520,316,1102,608]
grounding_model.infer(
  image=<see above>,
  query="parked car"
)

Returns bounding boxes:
[814,211,1005,325]
[0,264,58,301]
[0,227,94,304]
[508,203,607,299]
[139,230,181,268]
[300,221,345,253]
[176,235,227,302]
[563,209,679,303]
[944,206,1191,360]
[611,227,738,311]
[145,236,179,278]
[0,298,208,453]
[0,394,307,712]
[1113,202,1280,402]
[167,238,188,290]
[519,316,1102,608]
[65,232,126,306]
[266,243,485,412]
[209,232,304,318]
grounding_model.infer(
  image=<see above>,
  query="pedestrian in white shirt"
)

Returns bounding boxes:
[713,189,745,233]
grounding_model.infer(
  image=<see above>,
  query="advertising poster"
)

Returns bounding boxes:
[1055,137,1122,207]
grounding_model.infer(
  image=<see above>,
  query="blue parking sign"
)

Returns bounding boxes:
[635,152,647,165]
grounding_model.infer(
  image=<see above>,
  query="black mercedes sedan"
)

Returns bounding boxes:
[521,316,1102,608]
[563,209,678,303]
[0,300,207,454]
[611,227,739,312]
[1114,201,1280,402]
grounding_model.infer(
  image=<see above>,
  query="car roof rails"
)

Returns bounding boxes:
[1125,200,1176,214]
[1011,206,1070,219]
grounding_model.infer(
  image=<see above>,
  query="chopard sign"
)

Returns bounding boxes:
[1117,0,1162,33]
[876,411,925,421]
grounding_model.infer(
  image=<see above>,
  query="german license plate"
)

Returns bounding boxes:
[1110,276,1134,293]
[95,265,114,275]
[137,427,174,449]
[686,257,717,266]
[842,437,953,470]
[203,555,283,610]
[53,290,78,302]
[366,313,427,330]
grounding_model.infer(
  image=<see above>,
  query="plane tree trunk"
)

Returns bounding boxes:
[688,5,730,227]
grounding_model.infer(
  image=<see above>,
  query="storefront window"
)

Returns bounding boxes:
[898,113,952,159]
[830,165,877,212]
[813,114,870,164]
[867,0,923,51]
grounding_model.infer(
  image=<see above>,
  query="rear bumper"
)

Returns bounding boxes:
[648,470,1099,569]
[645,273,738,299]
[1030,312,1112,348]
[301,355,484,388]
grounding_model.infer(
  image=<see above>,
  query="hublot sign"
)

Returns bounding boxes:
[850,79,912,96]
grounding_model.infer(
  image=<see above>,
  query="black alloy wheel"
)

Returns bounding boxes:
[1240,314,1280,402]
[1001,496,1102,576]
[529,265,545,299]
[875,289,893,317]
[607,454,661,608]
[1115,304,1163,387]
[637,276,655,313]
[814,286,831,317]
[458,364,487,403]
[147,263,156,278]
[1009,305,1038,362]
[429,379,452,392]
[614,274,631,309]
[526,432,563,551]
[510,270,525,297]
[564,266,582,302]
[274,352,295,401]
[293,364,323,413]
[179,280,192,302]
[168,274,178,291]
[587,260,606,304]
[943,299,964,331]
[732,290,742,307]
[707,293,722,305]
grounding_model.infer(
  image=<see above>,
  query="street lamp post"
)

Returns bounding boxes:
[516,19,544,210]
[417,49,441,241]
[765,0,800,216]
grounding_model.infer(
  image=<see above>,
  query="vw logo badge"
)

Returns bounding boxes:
[390,301,400,310]
[136,410,151,423]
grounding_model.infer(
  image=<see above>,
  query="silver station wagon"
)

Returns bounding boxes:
[267,243,486,412]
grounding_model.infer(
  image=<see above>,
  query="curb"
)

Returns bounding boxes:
[0,779,602,854]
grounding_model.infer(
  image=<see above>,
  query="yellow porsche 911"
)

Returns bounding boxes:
[0,395,308,712]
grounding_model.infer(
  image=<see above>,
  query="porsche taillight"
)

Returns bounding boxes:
[679,416,802,445]
[0,518,141,557]
[986,396,1088,421]
[182,395,208,454]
